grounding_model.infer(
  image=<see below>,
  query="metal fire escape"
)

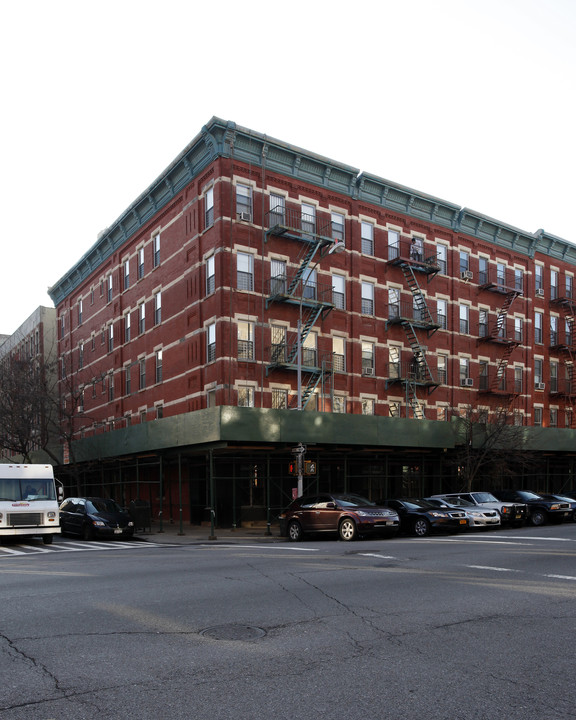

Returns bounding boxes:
[549,296,576,417]
[478,269,521,395]
[386,242,441,419]
[264,207,338,409]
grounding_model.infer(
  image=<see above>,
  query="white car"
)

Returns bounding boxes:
[426,496,501,528]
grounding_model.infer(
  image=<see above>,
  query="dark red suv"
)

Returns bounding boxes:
[278,493,400,542]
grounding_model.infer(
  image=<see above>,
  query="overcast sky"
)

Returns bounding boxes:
[1,0,574,335]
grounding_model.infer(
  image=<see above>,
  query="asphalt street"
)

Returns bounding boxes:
[1,523,575,720]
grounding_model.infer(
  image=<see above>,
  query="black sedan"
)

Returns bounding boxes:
[59,497,135,540]
[278,493,400,542]
[382,498,469,537]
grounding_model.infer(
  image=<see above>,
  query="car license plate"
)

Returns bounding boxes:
[515,514,522,519]
[114,528,122,534]
[459,519,467,524]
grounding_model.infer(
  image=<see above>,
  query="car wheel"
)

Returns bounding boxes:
[287,520,303,542]
[530,510,547,526]
[83,524,94,541]
[42,534,53,545]
[339,518,357,541]
[412,517,430,537]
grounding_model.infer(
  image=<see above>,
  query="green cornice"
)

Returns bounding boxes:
[48,116,575,306]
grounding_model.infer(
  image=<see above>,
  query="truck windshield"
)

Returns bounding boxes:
[0,478,56,502]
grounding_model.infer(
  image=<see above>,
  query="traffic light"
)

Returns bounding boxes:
[304,460,317,475]
[288,461,297,476]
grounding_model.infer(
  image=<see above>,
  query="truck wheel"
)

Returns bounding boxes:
[530,509,546,526]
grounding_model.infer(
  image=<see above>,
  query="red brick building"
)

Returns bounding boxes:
[47,118,576,526]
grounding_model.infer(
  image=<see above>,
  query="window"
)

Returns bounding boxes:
[238,321,254,361]
[107,275,113,303]
[459,251,470,274]
[436,244,447,274]
[332,274,345,309]
[270,259,287,296]
[78,298,83,326]
[479,309,489,338]
[566,319,573,346]
[154,291,162,325]
[138,247,145,279]
[389,346,401,378]
[514,366,523,393]
[153,234,160,268]
[207,323,216,362]
[331,212,345,242]
[60,314,65,339]
[124,312,131,343]
[333,396,346,414]
[78,342,84,369]
[550,361,558,392]
[459,305,469,334]
[388,230,400,260]
[514,268,524,293]
[333,336,345,372]
[436,299,447,330]
[550,408,558,428]
[534,358,543,386]
[459,357,470,384]
[237,252,254,291]
[236,184,252,219]
[514,317,523,343]
[534,311,543,344]
[125,366,131,396]
[301,203,316,237]
[139,303,146,335]
[478,257,489,285]
[302,267,316,300]
[108,372,114,401]
[361,282,374,315]
[155,350,163,384]
[361,222,374,255]
[271,388,287,409]
[139,358,146,390]
[361,398,375,415]
[437,354,447,384]
[566,275,573,299]
[108,323,114,353]
[550,316,558,346]
[535,265,543,291]
[362,341,374,374]
[238,386,254,407]
[302,331,317,367]
[206,255,215,295]
[496,263,506,287]
[124,259,130,290]
[534,407,543,426]
[269,193,285,226]
[389,401,401,418]
[389,288,400,320]
[271,325,286,363]
[205,187,214,228]
[410,237,423,261]
[156,405,164,420]
[550,270,558,300]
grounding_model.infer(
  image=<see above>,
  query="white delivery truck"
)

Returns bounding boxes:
[0,464,63,544]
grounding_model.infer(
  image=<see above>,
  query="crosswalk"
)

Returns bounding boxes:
[0,538,164,558]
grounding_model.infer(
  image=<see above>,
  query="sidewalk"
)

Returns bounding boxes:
[134,521,286,545]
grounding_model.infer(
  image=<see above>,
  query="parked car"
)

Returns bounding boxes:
[491,490,571,526]
[382,498,469,537]
[538,494,576,522]
[425,496,501,528]
[59,497,135,540]
[278,493,400,542]
[430,491,527,527]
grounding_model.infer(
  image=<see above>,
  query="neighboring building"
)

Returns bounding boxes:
[47,118,576,525]
[0,306,58,462]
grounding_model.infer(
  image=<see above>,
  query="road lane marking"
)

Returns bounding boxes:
[545,574,576,580]
[465,565,521,572]
[359,553,397,559]
[201,544,319,551]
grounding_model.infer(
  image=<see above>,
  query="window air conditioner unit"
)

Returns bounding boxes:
[461,378,474,387]
[461,270,473,280]
[535,382,545,390]
[535,288,545,297]
[239,212,252,222]
[363,367,374,376]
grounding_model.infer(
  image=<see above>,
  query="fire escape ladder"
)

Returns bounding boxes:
[490,342,516,392]
[401,321,435,384]
[300,370,323,409]
[490,290,519,338]
[401,264,434,326]
[286,242,321,298]
[285,305,324,364]
[407,380,425,419]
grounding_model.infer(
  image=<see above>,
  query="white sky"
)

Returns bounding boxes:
[1,0,574,335]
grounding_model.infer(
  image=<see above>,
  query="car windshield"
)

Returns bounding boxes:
[401,499,435,510]
[86,499,123,514]
[332,494,375,508]
[0,477,56,502]
[472,492,498,503]
[516,491,543,501]
[441,497,474,507]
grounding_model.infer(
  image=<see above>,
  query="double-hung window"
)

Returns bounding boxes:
[331,212,345,242]
[361,282,374,315]
[238,386,254,407]
[361,221,374,255]
[514,268,524,293]
[124,259,130,290]
[107,275,113,303]
[269,193,285,226]
[436,244,447,274]
[125,365,131,396]
[479,309,489,338]
[205,187,214,228]
[478,257,489,285]
[459,358,470,384]
[550,361,558,393]
[238,321,254,361]
[534,311,543,344]
[155,350,163,384]
[270,259,286,295]
[206,255,215,295]
[237,252,254,291]
[139,358,146,390]
[153,234,160,268]
[437,354,447,385]
[535,265,543,292]
[550,270,558,300]
[459,251,470,274]
[154,291,162,325]
[271,388,287,409]
[236,184,252,220]
[566,275,573,299]
[124,312,131,343]
[332,274,345,309]
[514,317,523,343]
[332,336,345,372]
[388,230,400,260]
[362,342,374,374]
[108,323,114,353]
[534,358,543,386]
[550,316,558,346]
[207,323,216,363]
[302,267,316,300]
[459,304,469,334]
[138,247,145,279]
[139,303,145,335]
[301,203,316,238]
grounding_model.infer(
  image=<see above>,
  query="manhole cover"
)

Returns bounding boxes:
[200,624,266,641]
